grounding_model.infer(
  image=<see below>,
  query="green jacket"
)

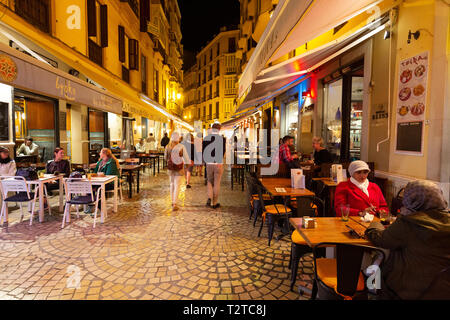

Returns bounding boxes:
[94,159,120,177]
[366,210,450,299]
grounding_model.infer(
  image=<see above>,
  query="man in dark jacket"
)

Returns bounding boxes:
[161,132,170,149]
[202,123,226,209]
[365,180,450,300]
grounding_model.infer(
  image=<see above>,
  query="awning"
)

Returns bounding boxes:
[140,94,194,131]
[0,42,122,114]
[235,15,388,114]
[238,0,383,98]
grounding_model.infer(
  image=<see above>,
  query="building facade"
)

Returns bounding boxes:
[183,28,239,130]
[0,0,185,164]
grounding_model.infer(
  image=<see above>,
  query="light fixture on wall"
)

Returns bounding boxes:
[383,30,391,40]
[407,30,420,44]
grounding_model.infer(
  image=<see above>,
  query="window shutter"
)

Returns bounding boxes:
[100,5,108,48]
[140,0,150,32]
[118,26,125,63]
[129,39,139,71]
[87,0,96,37]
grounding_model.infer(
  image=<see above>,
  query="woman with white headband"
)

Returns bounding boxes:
[334,160,388,217]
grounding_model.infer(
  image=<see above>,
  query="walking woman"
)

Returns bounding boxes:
[182,133,195,188]
[165,132,190,211]
[0,146,16,176]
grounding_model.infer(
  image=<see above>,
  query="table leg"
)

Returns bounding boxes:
[136,170,140,194]
[113,177,118,213]
[153,158,156,176]
[128,172,132,199]
[329,187,336,217]
[59,178,63,212]
[39,182,44,223]
[101,186,106,223]
[157,157,160,173]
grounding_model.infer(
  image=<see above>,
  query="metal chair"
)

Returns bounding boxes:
[310,242,386,300]
[62,178,102,228]
[0,176,38,226]
[254,181,292,246]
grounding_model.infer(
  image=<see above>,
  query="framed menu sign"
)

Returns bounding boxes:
[395,52,429,155]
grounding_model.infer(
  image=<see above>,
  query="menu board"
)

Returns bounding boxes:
[396,52,429,154]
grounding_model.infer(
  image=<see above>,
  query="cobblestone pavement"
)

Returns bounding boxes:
[0,168,314,300]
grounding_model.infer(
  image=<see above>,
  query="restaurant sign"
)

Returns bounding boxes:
[395,52,428,155]
[0,45,122,115]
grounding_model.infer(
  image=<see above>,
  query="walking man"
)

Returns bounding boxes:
[202,123,226,209]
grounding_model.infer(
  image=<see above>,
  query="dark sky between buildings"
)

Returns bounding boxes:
[178,0,240,70]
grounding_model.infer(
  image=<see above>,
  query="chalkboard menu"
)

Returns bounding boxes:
[396,121,423,153]
[0,102,8,141]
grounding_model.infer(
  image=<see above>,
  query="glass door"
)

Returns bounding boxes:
[323,79,343,161]
[349,76,364,160]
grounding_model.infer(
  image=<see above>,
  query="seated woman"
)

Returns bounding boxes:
[334,160,388,216]
[0,146,16,176]
[46,147,71,194]
[86,148,120,213]
[311,137,332,166]
[365,180,450,299]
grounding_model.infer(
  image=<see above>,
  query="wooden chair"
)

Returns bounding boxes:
[310,242,385,300]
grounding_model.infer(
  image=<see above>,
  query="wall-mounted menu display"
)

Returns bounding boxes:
[396,52,428,154]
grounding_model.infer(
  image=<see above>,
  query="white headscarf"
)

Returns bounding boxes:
[350,177,370,198]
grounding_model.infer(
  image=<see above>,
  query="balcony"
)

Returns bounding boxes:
[224,88,237,97]
[208,94,212,100]
[88,40,103,67]
[154,91,159,103]
[214,92,219,98]
[121,0,139,18]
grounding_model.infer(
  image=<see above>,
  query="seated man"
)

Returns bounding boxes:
[278,136,300,169]
[16,137,39,156]
[135,138,146,153]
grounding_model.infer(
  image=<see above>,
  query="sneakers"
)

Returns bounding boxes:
[206,198,211,207]
[212,203,221,209]
[172,205,179,211]
[186,184,192,189]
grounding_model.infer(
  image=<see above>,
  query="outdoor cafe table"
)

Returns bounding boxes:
[136,153,160,176]
[121,164,142,198]
[26,174,64,223]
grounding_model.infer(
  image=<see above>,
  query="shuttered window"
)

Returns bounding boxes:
[87,0,96,37]
[118,26,125,63]
[140,0,150,32]
[129,39,139,71]
[15,0,50,34]
[100,5,108,47]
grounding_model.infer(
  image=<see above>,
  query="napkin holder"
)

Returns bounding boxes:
[302,217,316,229]
[291,169,305,189]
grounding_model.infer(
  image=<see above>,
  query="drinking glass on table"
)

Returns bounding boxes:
[341,204,350,221]
[379,210,391,226]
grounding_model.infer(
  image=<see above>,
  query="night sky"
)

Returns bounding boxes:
[178,0,240,69]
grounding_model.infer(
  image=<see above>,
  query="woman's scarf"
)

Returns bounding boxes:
[401,180,448,216]
[0,156,11,164]
[350,177,370,198]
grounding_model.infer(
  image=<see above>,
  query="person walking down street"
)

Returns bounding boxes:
[365,180,450,300]
[203,123,226,209]
[0,146,16,176]
[161,132,170,149]
[165,132,190,211]
[181,133,195,188]
[194,132,203,177]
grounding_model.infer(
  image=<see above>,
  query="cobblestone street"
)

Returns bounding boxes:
[0,169,314,300]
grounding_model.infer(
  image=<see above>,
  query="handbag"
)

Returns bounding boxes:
[16,167,38,181]
[390,188,404,216]
[167,148,183,171]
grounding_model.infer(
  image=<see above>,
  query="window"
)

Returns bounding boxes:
[129,39,139,71]
[209,84,212,99]
[203,70,206,84]
[217,43,220,56]
[88,0,108,66]
[216,61,220,76]
[216,81,219,96]
[228,37,236,53]
[162,79,167,106]
[153,68,159,102]
[209,104,212,120]
[141,54,147,95]
[216,102,219,117]
[140,0,151,32]
[209,66,212,80]
[15,0,50,34]
[203,106,206,119]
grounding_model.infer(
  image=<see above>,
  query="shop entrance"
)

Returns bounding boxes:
[323,60,364,162]
[14,90,58,163]
[88,109,108,164]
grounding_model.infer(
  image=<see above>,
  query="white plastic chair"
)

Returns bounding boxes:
[62,178,102,228]
[0,176,38,226]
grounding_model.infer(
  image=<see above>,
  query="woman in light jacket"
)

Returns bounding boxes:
[0,147,16,176]
[164,132,190,211]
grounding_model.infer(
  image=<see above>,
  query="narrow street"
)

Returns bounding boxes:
[0,169,313,300]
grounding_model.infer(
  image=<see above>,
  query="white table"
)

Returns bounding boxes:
[26,174,64,223]
[76,176,118,224]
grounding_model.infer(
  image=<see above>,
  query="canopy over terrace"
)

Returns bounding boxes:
[236,0,389,114]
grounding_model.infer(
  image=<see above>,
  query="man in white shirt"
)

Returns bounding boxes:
[16,137,39,156]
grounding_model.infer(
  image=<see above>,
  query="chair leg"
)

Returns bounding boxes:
[93,199,100,229]
[19,203,24,222]
[290,243,302,291]
[61,204,69,228]
[43,185,51,216]
[75,205,79,219]
[253,205,260,227]
[258,214,264,237]
[267,214,275,246]
[0,203,5,225]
